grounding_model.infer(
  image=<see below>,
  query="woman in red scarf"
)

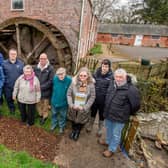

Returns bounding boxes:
[13,65,41,126]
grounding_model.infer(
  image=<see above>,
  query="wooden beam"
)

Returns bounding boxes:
[0,42,8,55]
[0,30,16,33]
[27,36,47,59]
[15,24,21,58]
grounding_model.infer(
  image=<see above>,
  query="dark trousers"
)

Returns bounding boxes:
[4,87,15,110]
[18,102,36,125]
[71,121,83,133]
[91,101,104,121]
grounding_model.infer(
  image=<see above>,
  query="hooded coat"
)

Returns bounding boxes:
[103,75,140,123]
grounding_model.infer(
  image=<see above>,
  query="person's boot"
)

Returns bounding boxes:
[69,130,76,139]
[10,108,15,115]
[86,117,95,133]
[96,120,104,137]
[40,117,47,125]
[73,130,80,141]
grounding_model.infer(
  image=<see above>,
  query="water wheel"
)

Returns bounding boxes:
[0,17,73,73]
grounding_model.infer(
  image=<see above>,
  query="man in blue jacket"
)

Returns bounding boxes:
[3,48,24,114]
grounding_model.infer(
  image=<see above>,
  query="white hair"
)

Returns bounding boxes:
[114,68,127,77]
[56,67,66,75]
[23,65,33,72]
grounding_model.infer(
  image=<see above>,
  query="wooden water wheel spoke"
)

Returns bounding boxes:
[15,23,22,58]
[27,35,47,59]
[0,42,8,55]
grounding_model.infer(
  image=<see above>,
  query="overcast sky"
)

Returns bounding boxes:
[119,0,129,5]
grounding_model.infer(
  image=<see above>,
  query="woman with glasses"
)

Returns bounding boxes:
[67,67,95,141]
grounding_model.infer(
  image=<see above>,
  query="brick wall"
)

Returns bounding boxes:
[0,0,97,60]
[142,36,168,48]
[97,33,168,48]
[78,0,98,58]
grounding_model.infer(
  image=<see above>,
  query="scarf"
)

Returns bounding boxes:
[79,81,87,92]
[23,72,35,92]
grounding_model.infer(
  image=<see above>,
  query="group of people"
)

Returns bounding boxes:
[0,48,141,158]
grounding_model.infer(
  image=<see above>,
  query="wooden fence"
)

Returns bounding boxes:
[78,57,168,80]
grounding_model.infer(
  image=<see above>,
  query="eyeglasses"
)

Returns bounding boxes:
[79,74,87,77]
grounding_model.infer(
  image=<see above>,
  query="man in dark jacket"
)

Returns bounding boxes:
[99,68,140,157]
[34,53,54,125]
[86,59,113,137]
[3,48,24,114]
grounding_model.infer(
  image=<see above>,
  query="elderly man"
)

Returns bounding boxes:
[99,68,140,157]
[3,48,24,114]
[34,53,54,125]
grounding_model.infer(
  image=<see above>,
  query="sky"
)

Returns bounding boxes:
[119,0,129,5]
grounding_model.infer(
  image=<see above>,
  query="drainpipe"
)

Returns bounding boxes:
[74,0,85,74]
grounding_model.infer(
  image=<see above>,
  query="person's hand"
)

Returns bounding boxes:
[77,106,83,111]
[12,96,16,100]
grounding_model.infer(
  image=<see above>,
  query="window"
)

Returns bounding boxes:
[111,33,118,37]
[151,35,160,40]
[124,34,132,38]
[11,0,24,10]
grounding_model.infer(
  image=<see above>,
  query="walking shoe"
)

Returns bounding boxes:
[40,118,47,125]
[86,117,95,133]
[73,130,80,141]
[10,108,15,115]
[97,139,108,146]
[69,130,76,139]
[50,125,56,131]
[97,120,104,137]
[59,128,64,134]
[102,150,113,158]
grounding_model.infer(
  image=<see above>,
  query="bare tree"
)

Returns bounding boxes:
[92,0,117,22]
[101,0,144,24]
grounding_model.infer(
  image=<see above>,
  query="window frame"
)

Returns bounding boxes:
[11,0,25,11]
[111,33,119,38]
[151,35,160,40]
[124,34,132,38]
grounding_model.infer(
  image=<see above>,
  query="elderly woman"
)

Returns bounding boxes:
[51,67,72,133]
[13,65,41,126]
[67,67,95,141]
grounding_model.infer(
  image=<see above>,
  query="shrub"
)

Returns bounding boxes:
[89,43,103,55]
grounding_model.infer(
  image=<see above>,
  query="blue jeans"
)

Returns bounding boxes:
[51,106,68,129]
[105,119,125,152]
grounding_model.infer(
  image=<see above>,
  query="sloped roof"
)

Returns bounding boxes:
[99,24,168,36]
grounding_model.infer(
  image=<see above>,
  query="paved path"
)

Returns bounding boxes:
[116,45,168,61]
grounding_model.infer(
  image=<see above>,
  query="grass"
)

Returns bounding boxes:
[0,144,58,168]
[0,99,59,167]
[89,43,103,55]
[0,99,56,132]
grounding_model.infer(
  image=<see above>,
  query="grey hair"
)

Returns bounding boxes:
[23,65,33,72]
[56,67,66,75]
[114,68,127,77]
